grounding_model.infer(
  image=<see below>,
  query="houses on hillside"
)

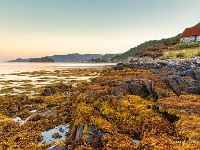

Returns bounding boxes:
[180,26,200,44]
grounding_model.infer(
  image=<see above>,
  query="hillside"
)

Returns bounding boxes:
[195,22,200,26]
[29,57,54,62]
[112,34,180,61]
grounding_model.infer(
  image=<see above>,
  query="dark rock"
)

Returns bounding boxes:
[108,88,120,96]
[144,80,158,101]
[44,88,52,96]
[186,86,200,95]
[117,82,129,91]
[116,62,124,66]
[88,125,95,134]
[173,76,189,91]
[128,82,150,98]
[194,70,200,80]
[88,93,94,98]
[113,65,123,70]
[187,80,200,87]
[163,77,181,96]
[46,103,57,108]
[46,145,66,150]
[54,91,59,95]
[185,70,196,80]
[75,124,104,146]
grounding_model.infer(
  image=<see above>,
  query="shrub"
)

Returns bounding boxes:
[196,51,200,56]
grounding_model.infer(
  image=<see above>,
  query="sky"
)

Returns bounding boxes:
[0,0,200,61]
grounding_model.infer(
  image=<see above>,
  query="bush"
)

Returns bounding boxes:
[196,51,200,56]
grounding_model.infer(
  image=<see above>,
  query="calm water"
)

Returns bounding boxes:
[0,62,116,75]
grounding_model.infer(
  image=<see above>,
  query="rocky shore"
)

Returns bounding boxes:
[115,57,200,96]
[0,58,200,149]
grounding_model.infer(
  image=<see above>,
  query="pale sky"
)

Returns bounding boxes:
[0,0,200,61]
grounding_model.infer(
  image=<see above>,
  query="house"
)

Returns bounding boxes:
[180,26,200,44]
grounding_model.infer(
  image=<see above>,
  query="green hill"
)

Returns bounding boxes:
[112,34,180,61]
[195,22,200,26]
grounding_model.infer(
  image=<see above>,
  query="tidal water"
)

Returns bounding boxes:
[0,62,116,75]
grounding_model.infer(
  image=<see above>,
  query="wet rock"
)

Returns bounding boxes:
[144,80,158,101]
[25,113,41,121]
[64,92,73,97]
[46,103,57,108]
[54,91,59,95]
[185,70,196,80]
[173,76,189,88]
[194,70,200,80]
[44,88,52,96]
[186,86,200,95]
[88,125,95,134]
[128,82,150,98]
[109,88,120,96]
[163,77,181,96]
[46,145,66,150]
[88,93,94,98]
[187,80,200,87]
[75,124,104,145]
[113,65,123,70]
[75,123,84,140]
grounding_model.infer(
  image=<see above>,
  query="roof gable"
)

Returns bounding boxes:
[181,26,200,38]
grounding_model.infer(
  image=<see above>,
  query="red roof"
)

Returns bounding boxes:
[181,26,200,38]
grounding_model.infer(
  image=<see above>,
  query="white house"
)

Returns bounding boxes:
[180,26,200,44]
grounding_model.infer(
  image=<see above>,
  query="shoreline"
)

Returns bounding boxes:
[0,59,199,149]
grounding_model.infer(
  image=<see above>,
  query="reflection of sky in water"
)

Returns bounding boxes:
[13,117,26,124]
[39,125,69,145]
[0,62,116,75]
[133,139,140,144]
[0,73,98,93]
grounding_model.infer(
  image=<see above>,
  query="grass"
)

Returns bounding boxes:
[163,42,200,58]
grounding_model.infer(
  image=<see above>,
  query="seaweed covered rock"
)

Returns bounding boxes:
[1,66,200,149]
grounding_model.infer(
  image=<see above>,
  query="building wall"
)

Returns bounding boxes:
[180,36,195,44]
[197,35,200,42]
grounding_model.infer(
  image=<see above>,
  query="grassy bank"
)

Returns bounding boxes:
[164,42,200,58]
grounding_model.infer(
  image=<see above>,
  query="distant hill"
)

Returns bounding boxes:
[8,53,117,62]
[29,57,54,62]
[49,53,102,62]
[111,34,181,62]
[8,58,31,62]
[90,54,117,62]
